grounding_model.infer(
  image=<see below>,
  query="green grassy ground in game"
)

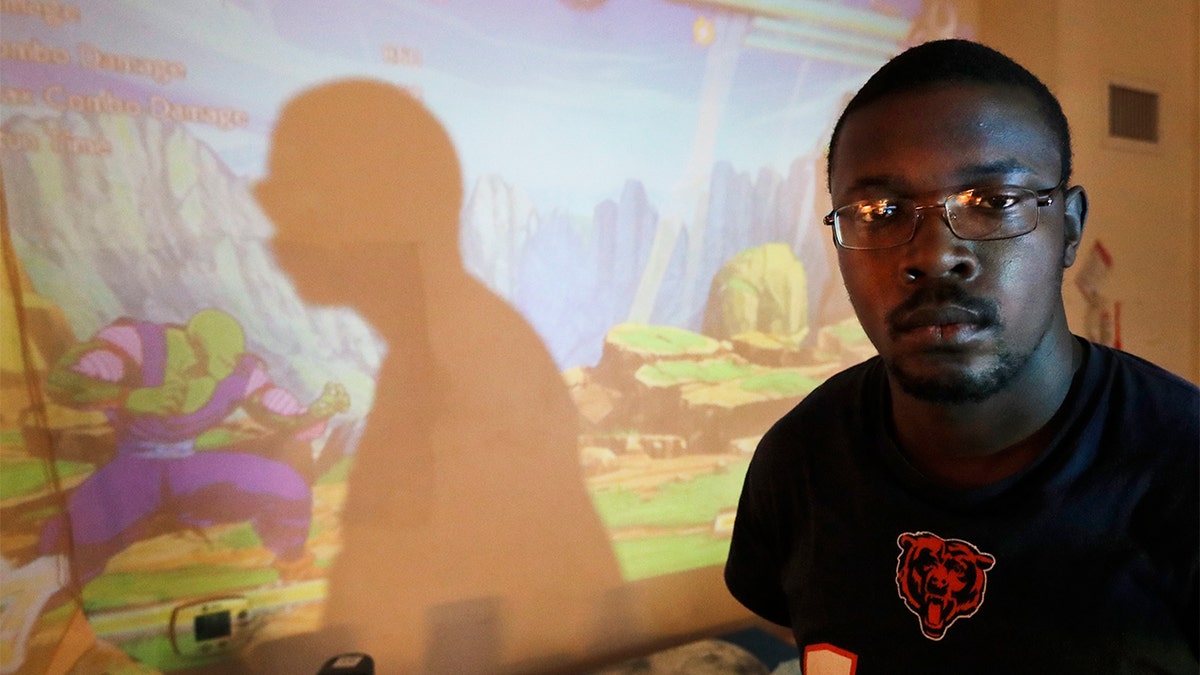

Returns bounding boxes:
[590,458,749,580]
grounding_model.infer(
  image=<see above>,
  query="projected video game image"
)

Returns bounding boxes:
[1,0,966,671]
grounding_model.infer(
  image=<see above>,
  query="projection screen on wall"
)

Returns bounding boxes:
[1,0,967,670]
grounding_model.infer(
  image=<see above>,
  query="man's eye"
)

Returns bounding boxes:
[857,201,901,223]
[961,190,1024,210]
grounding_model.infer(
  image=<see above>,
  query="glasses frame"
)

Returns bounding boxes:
[822,179,1067,251]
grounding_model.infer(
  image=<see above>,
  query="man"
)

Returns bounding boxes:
[724,39,1198,673]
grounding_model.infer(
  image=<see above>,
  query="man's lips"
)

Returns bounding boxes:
[885,285,1001,344]
[891,306,988,333]
[887,305,998,346]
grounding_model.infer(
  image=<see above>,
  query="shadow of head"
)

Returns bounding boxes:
[256,79,462,248]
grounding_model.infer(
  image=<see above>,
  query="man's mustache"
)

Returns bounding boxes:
[886,284,1001,337]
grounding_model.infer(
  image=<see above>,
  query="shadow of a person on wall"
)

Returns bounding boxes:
[250,80,622,673]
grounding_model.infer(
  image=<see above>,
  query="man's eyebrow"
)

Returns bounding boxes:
[956,159,1037,181]
[844,175,903,191]
[844,161,1039,192]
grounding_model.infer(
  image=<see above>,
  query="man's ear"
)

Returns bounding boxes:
[1060,185,1088,268]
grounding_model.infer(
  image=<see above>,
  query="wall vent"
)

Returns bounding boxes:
[1108,84,1159,143]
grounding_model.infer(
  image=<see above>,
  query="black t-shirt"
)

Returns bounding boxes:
[725,339,1199,673]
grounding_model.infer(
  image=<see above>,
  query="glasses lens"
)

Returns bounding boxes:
[835,199,916,249]
[947,187,1039,240]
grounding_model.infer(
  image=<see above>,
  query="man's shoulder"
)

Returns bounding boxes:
[759,357,882,443]
[1082,342,1199,465]
[1088,341,1199,418]
[1091,340,1194,384]
[791,356,880,408]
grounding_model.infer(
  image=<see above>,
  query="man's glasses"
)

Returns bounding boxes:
[822,181,1065,250]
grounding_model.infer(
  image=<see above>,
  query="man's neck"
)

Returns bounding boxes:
[888,331,1083,489]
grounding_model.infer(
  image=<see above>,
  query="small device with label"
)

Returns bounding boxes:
[169,595,252,658]
[317,652,375,674]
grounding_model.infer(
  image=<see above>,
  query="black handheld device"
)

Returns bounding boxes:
[316,653,374,674]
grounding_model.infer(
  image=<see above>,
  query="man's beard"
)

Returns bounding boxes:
[886,344,1029,404]
[881,283,1031,404]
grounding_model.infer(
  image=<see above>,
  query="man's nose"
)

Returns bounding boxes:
[900,206,980,282]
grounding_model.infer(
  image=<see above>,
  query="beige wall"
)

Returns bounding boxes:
[980,0,1200,384]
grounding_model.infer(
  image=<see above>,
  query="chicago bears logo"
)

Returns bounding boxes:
[895,531,995,640]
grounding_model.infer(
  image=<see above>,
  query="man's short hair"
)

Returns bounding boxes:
[827,39,1072,186]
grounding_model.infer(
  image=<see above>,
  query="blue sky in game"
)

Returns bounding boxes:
[2,0,928,215]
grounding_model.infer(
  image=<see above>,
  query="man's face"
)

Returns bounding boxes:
[829,83,1085,403]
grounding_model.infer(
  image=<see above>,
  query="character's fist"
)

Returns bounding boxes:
[310,382,351,418]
